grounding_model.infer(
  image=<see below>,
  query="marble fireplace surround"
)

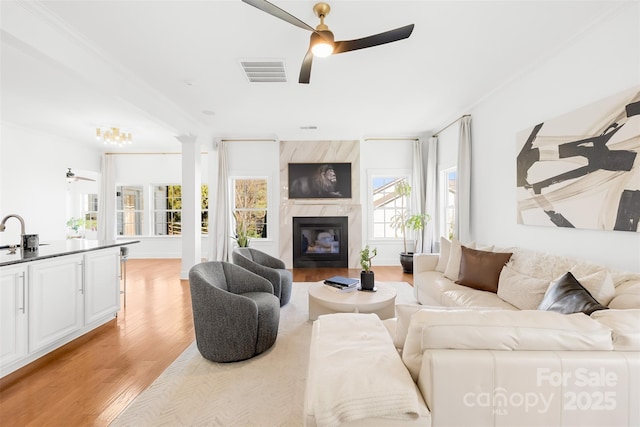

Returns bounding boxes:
[279,140,362,269]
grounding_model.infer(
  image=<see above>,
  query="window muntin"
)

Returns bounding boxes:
[153,185,182,235]
[233,178,268,239]
[116,186,144,236]
[201,185,209,234]
[371,176,410,238]
[152,184,209,236]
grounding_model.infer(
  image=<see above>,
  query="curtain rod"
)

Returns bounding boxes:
[105,152,183,155]
[433,114,471,137]
[220,138,276,142]
[363,137,419,142]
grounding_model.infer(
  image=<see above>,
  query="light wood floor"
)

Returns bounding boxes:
[0,259,412,427]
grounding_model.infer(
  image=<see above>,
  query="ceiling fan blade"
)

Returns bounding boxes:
[333,24,414,55]
[242,0,315,32]
[299,49,314,84]
[77,176,96,182]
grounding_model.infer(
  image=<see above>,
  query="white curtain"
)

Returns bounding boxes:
[455,116,472,242]
[412,139,425,253]
[212,141,230,261]
[97,154,116,241]
[423,136,438,252]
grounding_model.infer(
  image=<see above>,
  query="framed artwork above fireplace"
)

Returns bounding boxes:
[288,163,352,199]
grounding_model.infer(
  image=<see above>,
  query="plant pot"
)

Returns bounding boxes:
[400,252,414,274]
[360,271,375,291]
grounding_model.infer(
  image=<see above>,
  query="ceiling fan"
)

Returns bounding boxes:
[242,0,414,84]
[66,168,95,182]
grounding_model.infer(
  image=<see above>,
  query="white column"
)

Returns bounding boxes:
[177,135,201,280]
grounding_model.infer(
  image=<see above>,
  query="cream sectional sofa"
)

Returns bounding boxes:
[304,242,640,427]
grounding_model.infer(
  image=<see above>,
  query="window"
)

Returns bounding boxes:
[117,186,144,236]
[233,178,268,239]
[82,193,98,235]
[153,185,182,235]
[371,176,410,238]
[442,168,457,240]
[152,184,210,236]
[201,185,209,234]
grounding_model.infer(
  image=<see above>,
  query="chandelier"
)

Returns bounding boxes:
[96,127,132,146]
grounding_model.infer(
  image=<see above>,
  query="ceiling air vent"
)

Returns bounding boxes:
[241,61,287,83]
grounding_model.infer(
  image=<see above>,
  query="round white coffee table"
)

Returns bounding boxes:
[308,282,397,320]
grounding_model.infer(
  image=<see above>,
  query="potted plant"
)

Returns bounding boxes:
[232,213,251,247]
[359,245,377,291]
[390,182,430,273]
[66,217,86,239]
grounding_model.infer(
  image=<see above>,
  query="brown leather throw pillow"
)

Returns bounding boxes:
[455,246,513,293]
[538,272,609,315]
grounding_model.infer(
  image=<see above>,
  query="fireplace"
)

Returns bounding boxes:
[292,216,348,268]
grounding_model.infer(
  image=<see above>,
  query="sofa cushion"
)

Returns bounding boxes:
[393,304,504,351]
[455,247,512,293]
[538,272,609,315]
[497,264,550,309]
[435,237,451,272]
[413,271,518,310]
[401,309,614,381]
[443,239,476,281]
[590,309,640,351]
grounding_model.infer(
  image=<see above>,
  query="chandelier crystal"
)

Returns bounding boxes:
[96,127,132,146]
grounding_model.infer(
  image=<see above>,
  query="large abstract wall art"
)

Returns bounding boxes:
[516,86,640,232]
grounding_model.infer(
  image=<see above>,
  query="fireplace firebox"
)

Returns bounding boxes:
[292,216,348,268]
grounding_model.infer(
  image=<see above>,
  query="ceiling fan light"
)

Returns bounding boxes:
[311,31,334,57]
[312,42,334,57]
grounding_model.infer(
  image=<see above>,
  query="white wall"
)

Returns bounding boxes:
[361,139,414,265]
[226,140,280,258]
[468,4,640,272]
[0,123,100,245]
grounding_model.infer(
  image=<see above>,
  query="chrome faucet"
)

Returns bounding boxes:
[0,214,26,235]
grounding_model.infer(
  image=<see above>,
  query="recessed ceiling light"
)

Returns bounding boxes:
[300,125,318,130]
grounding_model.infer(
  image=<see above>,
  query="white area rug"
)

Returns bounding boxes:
[110,282,417,427]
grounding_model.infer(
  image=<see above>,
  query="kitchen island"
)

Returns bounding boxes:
[0,239,138,266]
[1,239,138,377]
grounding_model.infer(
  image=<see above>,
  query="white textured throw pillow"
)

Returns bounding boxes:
[497,264,550,310]
[443,239,475,281]
[569,268,616,306]
[435,237,451,272]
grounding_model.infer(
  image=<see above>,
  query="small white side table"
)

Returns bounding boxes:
[308,282,397,321]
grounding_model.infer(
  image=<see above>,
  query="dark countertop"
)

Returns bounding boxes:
[0,240,139,267]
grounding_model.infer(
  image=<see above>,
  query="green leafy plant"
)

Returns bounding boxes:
[360,245,377,273]
[232,212,250,247]
[66,217,86,232]
[390,182,430,254]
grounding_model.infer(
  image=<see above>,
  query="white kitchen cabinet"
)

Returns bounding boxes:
[28,254,84,353]
[84,248,120,324]
[0,264,28,368]
[1,244,128,378]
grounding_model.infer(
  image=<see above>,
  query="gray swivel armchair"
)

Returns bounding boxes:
[232,248,293,306]
[188,261,280,362]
